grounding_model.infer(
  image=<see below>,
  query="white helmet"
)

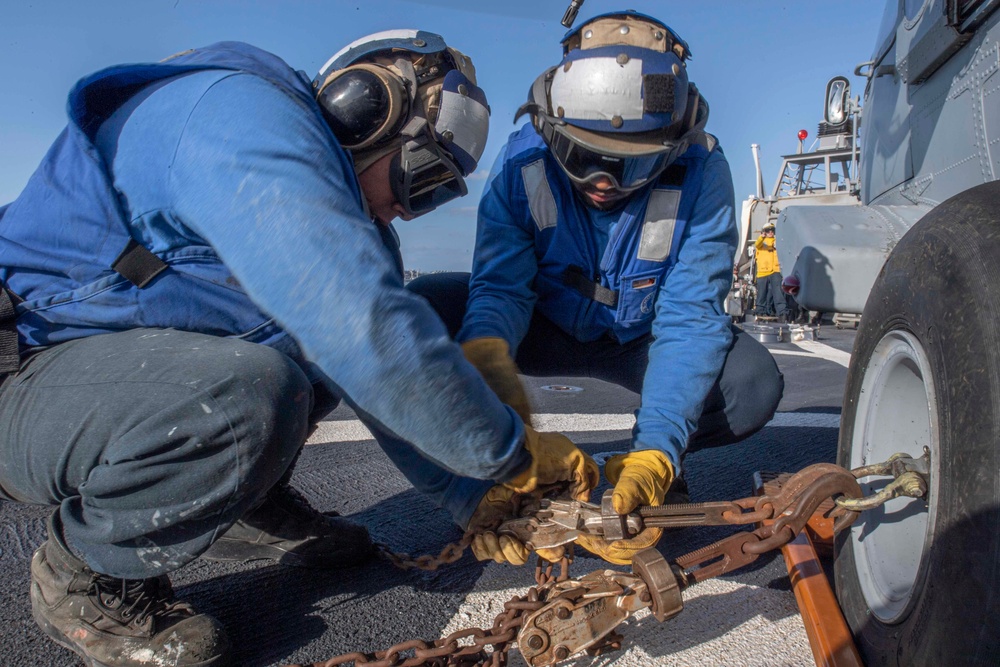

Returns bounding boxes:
[517,11,706,193]
[314,30,490,216]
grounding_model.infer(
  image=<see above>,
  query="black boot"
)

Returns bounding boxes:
[201,483,375,568]
[31,515,230,667]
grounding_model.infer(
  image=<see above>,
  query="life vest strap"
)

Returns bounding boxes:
[562,264,618,307]
[111,239,168,288]
[0,284,21,374]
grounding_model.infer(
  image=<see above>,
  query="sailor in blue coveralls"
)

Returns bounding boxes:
[0,33,598,665]
[408,12,784,566]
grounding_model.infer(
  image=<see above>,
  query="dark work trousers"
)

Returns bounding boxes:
[0,328,314,579]
[755,272,788,319]
[408,273,784,456]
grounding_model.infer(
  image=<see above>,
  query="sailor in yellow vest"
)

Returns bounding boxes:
[754,222,788,321]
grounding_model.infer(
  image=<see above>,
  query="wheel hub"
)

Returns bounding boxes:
[848,330,939,623]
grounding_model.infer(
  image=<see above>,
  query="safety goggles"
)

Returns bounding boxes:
[390,116,467,217]
[541,120,675,192]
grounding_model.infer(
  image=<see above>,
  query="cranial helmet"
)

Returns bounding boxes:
[314,30,490,217]
[516,11,707,194]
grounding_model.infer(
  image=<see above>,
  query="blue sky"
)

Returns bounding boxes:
[1,0,887,271]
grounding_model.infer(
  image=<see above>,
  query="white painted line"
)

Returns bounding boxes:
[440,555,812,666]
[307,421,378,444]
[782,339,852,368]
[532,413,635,432]
[306,411,839,445]
[769,349,823,359]
[769,411,841,428]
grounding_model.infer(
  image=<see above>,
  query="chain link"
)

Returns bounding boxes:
[374,534,474,572]
[285,559,580,667]
[288,459,884,667]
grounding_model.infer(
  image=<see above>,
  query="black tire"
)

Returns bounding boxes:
[835,182,1000,666]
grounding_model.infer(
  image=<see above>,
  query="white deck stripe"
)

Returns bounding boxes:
[769,348,825,359]
[794,339,852,367]
[771,339,852,368]
[306,411,839,445]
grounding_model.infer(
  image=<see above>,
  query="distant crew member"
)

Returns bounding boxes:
[754,221,789,321]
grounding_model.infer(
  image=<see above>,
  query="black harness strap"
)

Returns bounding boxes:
[660,164,687,187]
[562,264,618,307]
[0,284,21,374]
[111,238,168,288]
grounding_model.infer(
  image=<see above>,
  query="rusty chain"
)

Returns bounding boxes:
[286,554,577,667]
[373,486,571,574]
[665,463,862,587]
[287,458,907,667]
[374,534,474,573]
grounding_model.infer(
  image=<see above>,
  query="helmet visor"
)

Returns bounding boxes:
[544,122,673,192]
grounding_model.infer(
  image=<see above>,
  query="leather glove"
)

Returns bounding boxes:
[461,337,532,423]
[576,449,674,565]
[466,485,565,565]
[466,428,598,566]
[503,426,599,502]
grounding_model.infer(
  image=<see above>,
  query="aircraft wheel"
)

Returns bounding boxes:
[835,182,1000,666]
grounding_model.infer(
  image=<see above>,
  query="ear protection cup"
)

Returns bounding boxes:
[315,63,410,151]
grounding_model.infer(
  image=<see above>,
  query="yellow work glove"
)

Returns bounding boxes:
[461,337,532,424]
[576,449,674,565]
[466,428,598,566]
[503,426,600,502]
[466,485,565,565]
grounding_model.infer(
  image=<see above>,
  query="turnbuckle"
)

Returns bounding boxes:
[499,498,643,550]
[517,550,682,666]
[508,463,866,665]
[499,462,865,549]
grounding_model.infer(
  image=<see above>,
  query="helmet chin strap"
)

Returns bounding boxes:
[514,68,555,127]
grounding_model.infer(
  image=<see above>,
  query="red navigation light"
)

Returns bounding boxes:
[798,129,809,141]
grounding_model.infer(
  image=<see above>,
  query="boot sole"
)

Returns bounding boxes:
[31,583,231,667]
[200,537,374,569]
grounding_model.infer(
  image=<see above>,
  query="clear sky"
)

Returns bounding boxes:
[0,0,887,271]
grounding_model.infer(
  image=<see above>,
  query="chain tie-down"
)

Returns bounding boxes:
[288,454,931,667]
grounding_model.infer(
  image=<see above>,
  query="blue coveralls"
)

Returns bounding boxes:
[409,125,784,507]
[0,42,526,578]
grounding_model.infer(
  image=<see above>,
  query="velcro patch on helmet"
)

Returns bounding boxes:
[643,74,675,114]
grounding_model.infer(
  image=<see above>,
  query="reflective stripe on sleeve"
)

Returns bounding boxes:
[522,159,558,231]
[638,189,680,262]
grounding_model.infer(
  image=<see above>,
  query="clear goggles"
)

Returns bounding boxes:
[390,117,467,217]
[541,121,674,192]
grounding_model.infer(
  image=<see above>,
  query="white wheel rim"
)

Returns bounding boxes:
[849,330,939,623]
